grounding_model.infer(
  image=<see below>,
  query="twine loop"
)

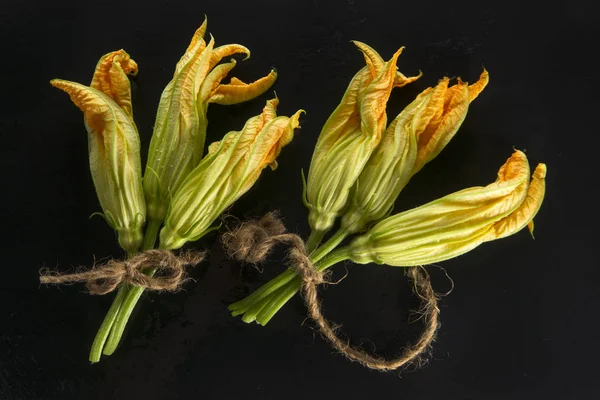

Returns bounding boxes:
[223,212,440,372]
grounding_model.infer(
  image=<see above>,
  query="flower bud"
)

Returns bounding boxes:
[160,98,303,250]
[50,80,146,253]
[144,19,278,223]
[305,42,420,235]
[346,150,546,266]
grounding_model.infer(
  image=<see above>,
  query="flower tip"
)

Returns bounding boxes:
[508,149,528,163]
[291,109,305,128]
[527,220,536,238]
[468,68,490,102]
[393,46,406,58]
[265,96,280,111]
[49,78,71,91]
[388,46,405,65]
[533,163,547,179]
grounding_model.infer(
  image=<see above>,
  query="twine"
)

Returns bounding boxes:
[223,212,440,371]
[39,249,204,295]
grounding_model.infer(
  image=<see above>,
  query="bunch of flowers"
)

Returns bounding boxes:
[44,19,302,362]
[229,42,545,328]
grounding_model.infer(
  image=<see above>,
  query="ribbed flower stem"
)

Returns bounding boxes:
[88,284,128,363]
[228,230,347,317]
[230,246,351,324]
[305,229,326,254]
[90,218,162,359]
[254,248,351,325]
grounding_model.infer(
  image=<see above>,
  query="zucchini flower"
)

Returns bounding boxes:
[346,150,546,266]
[144,19,278,224]
[304,41,421,244]
[50,79,146,254]
[341,70,489,233]
[160,98,303,250]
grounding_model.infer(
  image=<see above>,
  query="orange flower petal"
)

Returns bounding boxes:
[90,50,138,118]
[485,163,547,241]
[209,44,251,70]
[468,69,489,102]
[209,69,277,105]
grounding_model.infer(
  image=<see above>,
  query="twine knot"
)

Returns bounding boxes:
[40,249,205,295]
[223,212,441,372]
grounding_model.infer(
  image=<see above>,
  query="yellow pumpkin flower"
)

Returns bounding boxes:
[144,19,278,225]
[50,79,146,254]
[346,150,546,266]
[160,98,303,250]
[304,41,420,246]
[341,70,489,233]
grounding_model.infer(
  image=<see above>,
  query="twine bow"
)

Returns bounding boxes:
[39,249,204,295]
[223,212,440,371]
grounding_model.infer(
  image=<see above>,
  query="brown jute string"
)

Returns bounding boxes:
[39,249,204,295]
[222,213,440,371]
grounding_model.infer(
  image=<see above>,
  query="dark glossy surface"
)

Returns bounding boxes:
[1,0,597,399]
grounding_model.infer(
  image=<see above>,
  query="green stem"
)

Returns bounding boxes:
[229,267,300,316]
[100,219,162,356]
[140,218,162,251]
[306,229,326,254]
[230,229,349,317]
[102,282,149,355]
[239,248,351,325]
[88,284,128,363]
[309,228,349,264]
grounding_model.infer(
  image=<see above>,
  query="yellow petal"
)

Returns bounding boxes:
[90,50,138,118]
[208,97,280,155]
[413,79,470,173]
[351,40,421,87]
[184,17,208,53]
[198,58,238,103]
[352,41,386,77]
[468,69,489,102]
[394,69,423,88]
[484,163,547,241]
[175,26,209,76]
[359,47,403,138]
[412,78,449,139]
[209,44,251,70]
[209,69,277,105]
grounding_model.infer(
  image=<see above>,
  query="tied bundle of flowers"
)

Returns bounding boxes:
[225,42,546,369]
[39,19,303,362]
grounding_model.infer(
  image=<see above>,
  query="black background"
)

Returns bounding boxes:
[1,0,598,399]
